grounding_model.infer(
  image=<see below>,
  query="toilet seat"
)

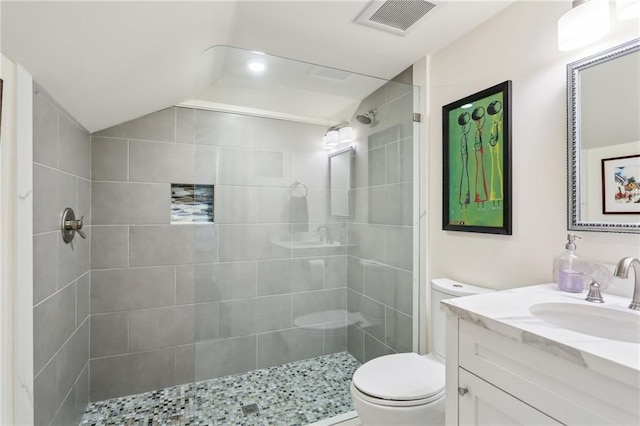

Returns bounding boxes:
[351,382,444,407]
[352,353,445,407]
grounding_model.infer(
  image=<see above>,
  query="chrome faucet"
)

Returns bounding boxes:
[317,225,332,243]
[613,257,640,311]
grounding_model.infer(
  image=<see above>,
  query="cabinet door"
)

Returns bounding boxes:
[458,369,562,426]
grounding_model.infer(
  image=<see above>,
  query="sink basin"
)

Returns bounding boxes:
[529,302,640,343]
[289,240,333,247]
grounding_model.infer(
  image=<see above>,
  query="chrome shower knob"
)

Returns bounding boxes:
[61,207,86,243]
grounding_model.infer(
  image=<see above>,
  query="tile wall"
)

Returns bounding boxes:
[89,107,349,401]
[32,85,91,425]
[346,77,416,363]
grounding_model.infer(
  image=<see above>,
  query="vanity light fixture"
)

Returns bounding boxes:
[323,124,355,150]
[616,0,640,19]
[558,0,610,51]
[338,126,355,143]
[323,129,340,149]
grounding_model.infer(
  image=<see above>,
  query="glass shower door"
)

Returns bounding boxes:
[184,46,420,424]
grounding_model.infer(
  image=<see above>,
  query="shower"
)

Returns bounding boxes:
[356,108,377,125]
[64,46,420,426]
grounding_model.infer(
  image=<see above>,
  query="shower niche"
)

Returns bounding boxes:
[171,183,214,223]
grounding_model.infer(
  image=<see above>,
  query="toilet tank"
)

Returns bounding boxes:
[430,278,494,359]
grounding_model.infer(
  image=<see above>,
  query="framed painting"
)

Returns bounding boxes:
[601,154,640,214]
[442,80,512,234]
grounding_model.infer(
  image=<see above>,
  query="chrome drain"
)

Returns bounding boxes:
[241,403,260,416]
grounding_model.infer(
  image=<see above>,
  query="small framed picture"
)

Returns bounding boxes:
[601,154,640,214]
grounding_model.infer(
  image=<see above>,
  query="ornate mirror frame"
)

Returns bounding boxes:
[567,38,640,234]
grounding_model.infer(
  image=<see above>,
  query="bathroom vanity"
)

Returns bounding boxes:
[442,284,640,425]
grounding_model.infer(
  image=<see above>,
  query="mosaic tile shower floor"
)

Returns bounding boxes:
[80,352,361,426]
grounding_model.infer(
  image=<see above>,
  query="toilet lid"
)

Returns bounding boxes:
[352,353,445,401]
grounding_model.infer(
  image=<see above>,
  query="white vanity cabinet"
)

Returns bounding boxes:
[445,315,640,426]
[457,368,560,425]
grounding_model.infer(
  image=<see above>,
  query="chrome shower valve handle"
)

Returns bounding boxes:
[69,215,86,239]
[61,207,86,243]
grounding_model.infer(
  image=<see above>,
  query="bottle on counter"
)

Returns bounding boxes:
[552,233,584,293]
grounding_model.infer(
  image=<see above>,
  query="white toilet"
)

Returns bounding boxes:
[350,278,493,425]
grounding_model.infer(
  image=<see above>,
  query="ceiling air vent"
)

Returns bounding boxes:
[308,65,352,83]
[355,0,436,36]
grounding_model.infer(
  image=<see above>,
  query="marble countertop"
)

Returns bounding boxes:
[441,283,640,388]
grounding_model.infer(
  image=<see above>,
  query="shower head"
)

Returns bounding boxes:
[356,114,371,125]
[356,109,377,125]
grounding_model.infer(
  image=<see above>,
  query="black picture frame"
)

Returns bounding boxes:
[601,154,640,214]
[442,80,512,235]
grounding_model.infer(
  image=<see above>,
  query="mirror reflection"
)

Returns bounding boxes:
[568,38,640,233]
[329,147,353,217]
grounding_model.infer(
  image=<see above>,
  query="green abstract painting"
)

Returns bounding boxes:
[442,81,512,235]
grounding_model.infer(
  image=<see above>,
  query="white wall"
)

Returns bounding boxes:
[0,52,34,426]
[0,52,15,426]
[427,1,640,290]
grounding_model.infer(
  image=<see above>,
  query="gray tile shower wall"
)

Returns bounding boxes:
[89,106,348,401]
[346,77,415,363]
[32,85,91,426]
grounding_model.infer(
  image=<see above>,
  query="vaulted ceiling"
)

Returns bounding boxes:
[1,1,514,132]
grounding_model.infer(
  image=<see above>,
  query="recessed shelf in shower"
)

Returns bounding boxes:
[171,183,214,224]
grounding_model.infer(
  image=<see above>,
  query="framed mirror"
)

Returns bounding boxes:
[328,146,354,217]
[567,38,640,233]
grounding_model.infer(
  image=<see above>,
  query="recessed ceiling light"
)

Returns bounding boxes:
[247,60,266,73]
